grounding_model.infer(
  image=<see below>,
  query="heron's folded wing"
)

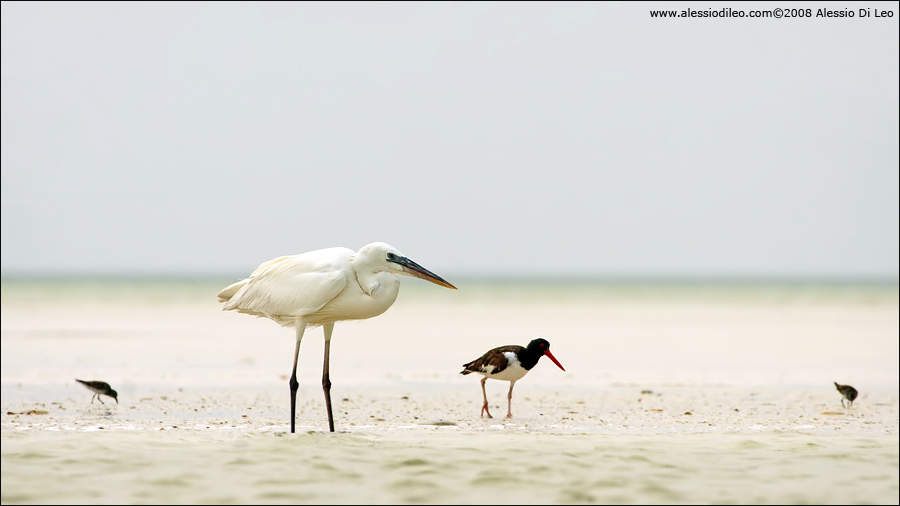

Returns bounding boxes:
[217,256,293,303]
[223,258,348,319]
[248,255,293,277]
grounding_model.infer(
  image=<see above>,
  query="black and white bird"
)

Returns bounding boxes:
[75,379,118,404]
[460,338,565,418]
[834,381,858,408]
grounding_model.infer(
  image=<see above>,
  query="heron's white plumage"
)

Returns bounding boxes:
[217,241,456,432]
[217,243,413,327]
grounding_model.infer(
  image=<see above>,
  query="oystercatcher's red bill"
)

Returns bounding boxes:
[544,350,565,371]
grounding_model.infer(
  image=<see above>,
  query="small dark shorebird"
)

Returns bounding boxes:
[834,381,858,408]
[76,379,118,404]
[460,338,565,418]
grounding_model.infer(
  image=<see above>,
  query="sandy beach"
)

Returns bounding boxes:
[2,280,898,504]
[3,1,897,503]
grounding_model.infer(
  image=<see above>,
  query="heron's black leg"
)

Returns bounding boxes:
[322,323,335,432]
[97,395,104,405]
[290,323,307,434]
[841,399,846,408]
[90,394,95,404]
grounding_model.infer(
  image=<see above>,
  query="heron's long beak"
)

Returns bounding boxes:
[544,350,566,372]
[389,256,457,290]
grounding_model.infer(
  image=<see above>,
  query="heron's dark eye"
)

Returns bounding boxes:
[387,252,397,260]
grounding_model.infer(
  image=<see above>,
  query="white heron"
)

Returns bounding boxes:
[217,242,456,433]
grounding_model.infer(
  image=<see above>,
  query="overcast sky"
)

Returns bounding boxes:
[2,2,897,279]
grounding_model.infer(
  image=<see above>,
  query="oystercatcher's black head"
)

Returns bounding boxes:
[526,338,551,352]
[526,338,565,372]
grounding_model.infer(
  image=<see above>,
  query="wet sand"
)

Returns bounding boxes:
[3,383,898,505]
[2,281,898,504]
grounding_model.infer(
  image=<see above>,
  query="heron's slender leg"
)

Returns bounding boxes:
[506,381,516,418]
[90,394,96,404]
[322,322,335,433]
[290,323,307,434]
[841,399,846,408]
[480,377,492,418]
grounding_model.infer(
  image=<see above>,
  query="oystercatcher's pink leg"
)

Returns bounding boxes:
[506,381,516,418]
[480,377,493,418]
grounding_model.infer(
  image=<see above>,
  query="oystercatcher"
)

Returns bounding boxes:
[460,338,565,418]
[75,379,118,404]
[834,381,858,408]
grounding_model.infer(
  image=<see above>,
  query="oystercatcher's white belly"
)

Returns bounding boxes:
[482,352,530,382]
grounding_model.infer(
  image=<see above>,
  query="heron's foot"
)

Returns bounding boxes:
[505,413,513,418]
[481,402,492,418]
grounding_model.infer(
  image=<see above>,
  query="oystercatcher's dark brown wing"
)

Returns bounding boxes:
[460,345,524,375]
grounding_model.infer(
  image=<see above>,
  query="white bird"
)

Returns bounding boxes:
[217,242,456,433]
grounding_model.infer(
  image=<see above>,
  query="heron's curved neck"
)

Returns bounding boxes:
[355,270,400,298]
